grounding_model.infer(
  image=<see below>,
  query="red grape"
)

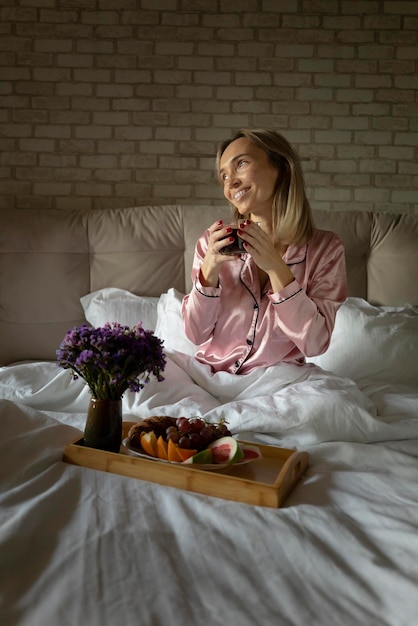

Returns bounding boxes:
[177,417,191,434]
[178,436,191,449]
[166,431,179,444]
[190,418,205,432]
[189,433,202,448]
[200,425,214,443]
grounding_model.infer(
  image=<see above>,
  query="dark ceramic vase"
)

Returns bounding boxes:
[83,398,122,453]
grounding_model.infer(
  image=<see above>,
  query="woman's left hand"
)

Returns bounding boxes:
[238,221,295,291]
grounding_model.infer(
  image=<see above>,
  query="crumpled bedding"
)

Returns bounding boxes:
[1,351,417,447]
[1,354,418,626]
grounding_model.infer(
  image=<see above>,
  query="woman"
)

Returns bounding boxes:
[182,129,347,374]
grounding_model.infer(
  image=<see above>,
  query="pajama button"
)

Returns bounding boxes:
[246,339,252,345]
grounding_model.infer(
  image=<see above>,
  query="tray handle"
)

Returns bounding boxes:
[275,450,309,505]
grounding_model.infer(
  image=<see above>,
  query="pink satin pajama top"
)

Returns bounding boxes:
[182,228,347,374]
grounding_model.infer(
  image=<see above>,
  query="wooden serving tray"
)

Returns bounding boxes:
[63,422,309,508]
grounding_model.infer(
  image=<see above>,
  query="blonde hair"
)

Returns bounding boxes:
[216,129,314,245]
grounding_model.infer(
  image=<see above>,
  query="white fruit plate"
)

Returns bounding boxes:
[121,438,262,471]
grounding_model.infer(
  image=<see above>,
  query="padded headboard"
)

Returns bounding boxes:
[1,205,417,365]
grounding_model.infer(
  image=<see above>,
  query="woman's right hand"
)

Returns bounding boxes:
[199,220,237,287]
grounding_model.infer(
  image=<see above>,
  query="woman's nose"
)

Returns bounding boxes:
[227,173,240,188]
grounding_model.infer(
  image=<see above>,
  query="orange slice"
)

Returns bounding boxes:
[156,435,168,460]
[167,439,184,462]
[176,446,198,462]
[140,431,158,457]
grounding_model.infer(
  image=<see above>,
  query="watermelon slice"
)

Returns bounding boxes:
[183,449,213,465]
[208,436,244,464]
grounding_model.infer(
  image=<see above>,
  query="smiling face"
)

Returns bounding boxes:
[218,137,279,220]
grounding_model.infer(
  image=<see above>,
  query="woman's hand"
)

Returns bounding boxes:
[200,220,238,287]
[238,221,295,291]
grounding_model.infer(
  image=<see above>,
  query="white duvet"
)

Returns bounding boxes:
[1,351,417,447]
[1,351,418,626]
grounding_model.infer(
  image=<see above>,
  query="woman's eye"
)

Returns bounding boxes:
[237,159,247,168]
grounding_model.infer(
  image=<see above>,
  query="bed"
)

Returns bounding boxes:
[0,205,417,626]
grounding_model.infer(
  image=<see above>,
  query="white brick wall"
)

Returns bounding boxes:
[0,0,417,213]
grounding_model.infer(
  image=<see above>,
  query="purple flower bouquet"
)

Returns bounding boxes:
[57,322,166,401]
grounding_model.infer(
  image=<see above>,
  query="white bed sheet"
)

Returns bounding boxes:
[1,355,418,626]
